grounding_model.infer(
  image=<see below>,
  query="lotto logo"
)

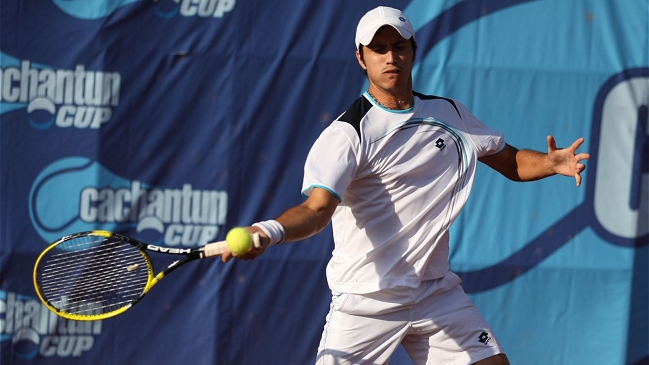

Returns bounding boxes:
[478,331,491,345]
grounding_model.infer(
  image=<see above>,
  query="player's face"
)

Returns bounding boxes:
[356,26,414,97]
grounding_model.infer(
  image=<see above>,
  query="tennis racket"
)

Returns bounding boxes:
[33,229,261,321]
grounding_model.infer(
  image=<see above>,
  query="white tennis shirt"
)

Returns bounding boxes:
[302,91,505,294]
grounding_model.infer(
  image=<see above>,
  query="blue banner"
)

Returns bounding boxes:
[1,1,647,364]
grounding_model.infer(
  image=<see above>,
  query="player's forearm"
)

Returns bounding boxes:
[514,149,556,181]
[275,204,332,242]
[251,188,338,246]
[481,144,553,182]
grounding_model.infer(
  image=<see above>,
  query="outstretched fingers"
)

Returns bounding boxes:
[547,135,591,186]
[547,135,558,152]
[568,137,590,186]
[568,137,585,152]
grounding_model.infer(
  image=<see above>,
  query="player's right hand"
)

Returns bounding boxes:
[221,226,269,262]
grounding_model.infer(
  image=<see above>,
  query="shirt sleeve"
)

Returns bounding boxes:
[455,100,506,157]
[301,122,360,201]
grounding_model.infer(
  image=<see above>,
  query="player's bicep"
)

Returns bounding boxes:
[302,187,340,220]
[479,143,522,181]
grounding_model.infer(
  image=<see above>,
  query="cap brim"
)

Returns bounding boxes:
[358,23,414,48]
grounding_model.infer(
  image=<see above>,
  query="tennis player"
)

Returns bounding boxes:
[223,6,589,365]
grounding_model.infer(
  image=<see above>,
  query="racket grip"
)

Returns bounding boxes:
[204,241,228,257]
[203,232,262,258]
[252,232,262,248]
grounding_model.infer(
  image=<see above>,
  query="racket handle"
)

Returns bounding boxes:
[204,240,228,257]
[203,232,262,258]
[252,232,262,248]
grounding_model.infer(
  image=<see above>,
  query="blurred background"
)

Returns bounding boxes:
[1,0,647,364]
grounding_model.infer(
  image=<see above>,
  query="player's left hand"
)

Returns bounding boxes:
[547,135,590,187]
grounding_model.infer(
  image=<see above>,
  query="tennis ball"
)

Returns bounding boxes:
[226,227,253,255]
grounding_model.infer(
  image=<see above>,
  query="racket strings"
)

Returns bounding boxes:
[37,236,150,316]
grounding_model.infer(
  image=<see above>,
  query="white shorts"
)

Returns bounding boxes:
[316,272,504,365]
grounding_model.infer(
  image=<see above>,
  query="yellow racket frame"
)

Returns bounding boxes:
[33,230,157,321]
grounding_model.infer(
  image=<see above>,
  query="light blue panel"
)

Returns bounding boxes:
[410,0,648,364]
[469,227,634,364]
[404,0,465,32]
[412,0,646,272]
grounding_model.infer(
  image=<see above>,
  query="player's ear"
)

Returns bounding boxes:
[356,49,367,70]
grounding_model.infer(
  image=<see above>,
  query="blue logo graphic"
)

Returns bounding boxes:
[29,157,132,243]
[154,0,181,19]
[0,53,119,130]
[52,0,138,20]
[0,290,102,359]
[0,291,41,360]
[0,52,25,115]
[50,0,235,20]
[29,157,227,247]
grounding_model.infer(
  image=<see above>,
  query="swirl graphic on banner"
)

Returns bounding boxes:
[51,0,138,19]
[396,0,648,295]
[29,157,229,247]
[456,69,649,294]
[50,0,236,20]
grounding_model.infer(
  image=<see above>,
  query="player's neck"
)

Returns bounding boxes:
[367,87,413,110]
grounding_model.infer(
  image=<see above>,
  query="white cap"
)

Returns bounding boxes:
[355,6,415,50]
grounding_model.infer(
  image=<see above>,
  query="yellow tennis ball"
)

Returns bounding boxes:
[226,227,253,255]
